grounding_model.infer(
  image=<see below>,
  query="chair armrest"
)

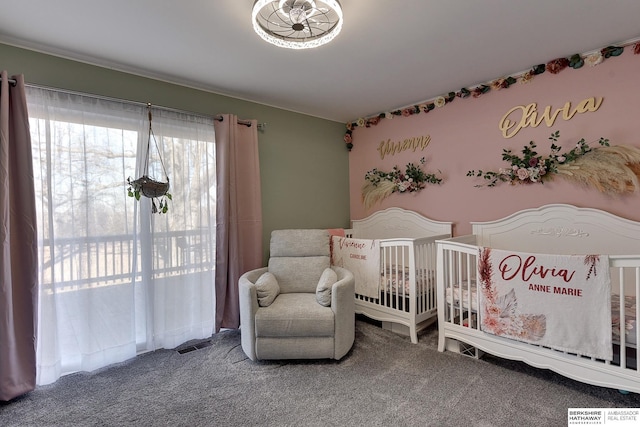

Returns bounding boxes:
[330,266,355,359]
[238,267,268,361]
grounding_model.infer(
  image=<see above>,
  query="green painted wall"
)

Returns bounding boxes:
[0,43,351,263]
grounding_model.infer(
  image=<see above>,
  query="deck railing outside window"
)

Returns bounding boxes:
[39,230,214,294]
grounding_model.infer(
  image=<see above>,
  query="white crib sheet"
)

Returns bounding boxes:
[445,281,478,312]
[380,267,434,295]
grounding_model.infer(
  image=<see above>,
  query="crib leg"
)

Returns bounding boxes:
[410,325,418,344]
[438,333,445,352]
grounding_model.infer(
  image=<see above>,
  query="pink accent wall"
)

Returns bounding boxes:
[349,49,640,236]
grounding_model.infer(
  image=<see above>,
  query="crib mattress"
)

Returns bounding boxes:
[446,284,638,346]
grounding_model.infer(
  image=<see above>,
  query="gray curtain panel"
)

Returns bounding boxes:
[0,71,38,401]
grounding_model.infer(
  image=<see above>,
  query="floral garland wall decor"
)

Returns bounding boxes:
[343,40,640,151]
[467,131,640,195]
[362,157,442,209]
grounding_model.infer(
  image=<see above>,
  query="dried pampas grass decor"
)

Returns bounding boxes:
[468,131,640,195]
[556,145,640,194]
[362,180,396,210]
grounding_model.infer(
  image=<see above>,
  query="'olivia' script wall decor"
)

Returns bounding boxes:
[499,97,603,139]
[377,134,431,160]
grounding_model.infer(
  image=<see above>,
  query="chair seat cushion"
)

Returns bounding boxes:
[255,293,335,337]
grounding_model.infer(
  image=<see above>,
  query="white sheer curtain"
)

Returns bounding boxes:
[26,87,216,385]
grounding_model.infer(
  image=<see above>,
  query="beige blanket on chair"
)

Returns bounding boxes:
[478,247,612,361]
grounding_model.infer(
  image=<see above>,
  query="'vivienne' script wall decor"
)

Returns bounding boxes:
[377,134,431,160]
[499,97,603,139]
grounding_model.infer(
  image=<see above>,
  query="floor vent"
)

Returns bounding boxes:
[176,339,212,354]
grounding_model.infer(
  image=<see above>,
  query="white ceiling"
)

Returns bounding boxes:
[1,0,640,123]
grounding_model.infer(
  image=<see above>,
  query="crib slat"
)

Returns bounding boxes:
[456,251,463,326]
[636,267,640,366]
[428,241,436,311]
[447,248,455,323]
[381,246,388,306]
[417,242,425,313]
[465,251,473,329]
[618,268,626,369]
[415,242,423,313]
[394,245,401,310]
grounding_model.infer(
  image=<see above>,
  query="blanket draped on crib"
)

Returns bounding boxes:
[478,247,612,361]
[331,236,380,298]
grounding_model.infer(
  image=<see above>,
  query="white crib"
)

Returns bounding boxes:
[436,204,640,394]
[345,207,452,343]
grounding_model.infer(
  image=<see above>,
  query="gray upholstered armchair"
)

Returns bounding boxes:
[239,229,355,361]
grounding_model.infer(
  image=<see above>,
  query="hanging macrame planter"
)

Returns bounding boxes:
[127,103,172,214]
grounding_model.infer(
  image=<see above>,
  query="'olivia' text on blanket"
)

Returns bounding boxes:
[498,254,575,283]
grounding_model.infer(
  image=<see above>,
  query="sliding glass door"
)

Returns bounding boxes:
[26,88,216,385]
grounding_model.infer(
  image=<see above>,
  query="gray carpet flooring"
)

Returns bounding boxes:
[2,317,640,426]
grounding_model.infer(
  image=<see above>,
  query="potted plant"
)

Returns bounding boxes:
[127,103,172,214]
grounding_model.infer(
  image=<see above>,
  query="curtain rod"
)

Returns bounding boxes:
[214,115,266,130]
[23,82,265,130]
[1,76,17,87]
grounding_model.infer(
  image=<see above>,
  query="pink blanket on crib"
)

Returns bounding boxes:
[478,247,612,361]
[331,236,380,298]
